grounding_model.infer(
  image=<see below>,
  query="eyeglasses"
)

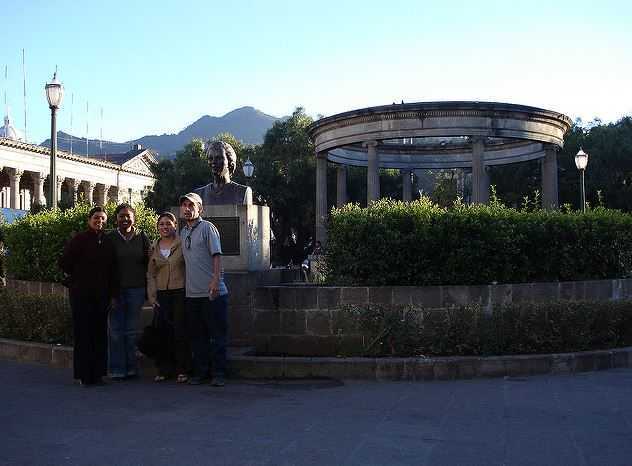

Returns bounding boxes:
[185,221,201,249]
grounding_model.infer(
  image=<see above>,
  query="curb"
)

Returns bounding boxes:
[2,338,631,381]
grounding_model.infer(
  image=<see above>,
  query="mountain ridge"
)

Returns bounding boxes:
[41,106,280,159]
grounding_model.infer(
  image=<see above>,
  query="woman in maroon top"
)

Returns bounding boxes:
[59,206,117,386]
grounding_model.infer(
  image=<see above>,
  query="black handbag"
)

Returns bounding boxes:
[137,310,169,360]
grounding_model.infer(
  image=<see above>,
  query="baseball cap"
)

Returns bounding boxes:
[179,192,203,209]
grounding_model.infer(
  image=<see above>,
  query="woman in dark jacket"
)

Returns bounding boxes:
[59,206,116,386]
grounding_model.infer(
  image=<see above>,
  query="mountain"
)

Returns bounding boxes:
[41,106,279,159]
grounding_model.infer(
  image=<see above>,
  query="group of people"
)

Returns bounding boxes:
[59,192,228,387]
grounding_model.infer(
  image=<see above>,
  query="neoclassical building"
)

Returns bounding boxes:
[0,129,156,210]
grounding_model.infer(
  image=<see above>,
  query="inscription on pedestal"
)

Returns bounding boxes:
[204,216,240,256]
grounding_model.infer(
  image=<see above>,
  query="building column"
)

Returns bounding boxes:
[471,137,489,204]
[56,177,64,206]
[336,165,347,206]
[7,168,23,209]
[96,184,108,205]
[541,144,559,210]
[84,181,95,205]
[401,169,413,201]
[364,140,379,203]
[69,179,80,205]
[315,151,328,245]
[33,172,46,207]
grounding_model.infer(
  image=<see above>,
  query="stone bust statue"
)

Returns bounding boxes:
[195,140,253,206]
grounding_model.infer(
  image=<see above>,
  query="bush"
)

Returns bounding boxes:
[326,198,632,286]
[344,300,632,357]
[3,202,158,282]
[0,288,73,345]
[0,212,6,282]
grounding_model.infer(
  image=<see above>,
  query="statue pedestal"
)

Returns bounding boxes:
[175,204,270,272]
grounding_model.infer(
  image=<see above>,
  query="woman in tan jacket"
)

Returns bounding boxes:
[147,212,191,382]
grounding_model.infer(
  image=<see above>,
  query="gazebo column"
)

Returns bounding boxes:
[315,151,328,245]
[401,169,413,201]
[541,144,559,210]
[7,168,23,209]
[471,137,489,204]
[33,172,46,207]
[336,165,347,206]
[365,141,379,203]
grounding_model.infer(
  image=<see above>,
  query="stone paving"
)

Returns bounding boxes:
[2,360,632,466]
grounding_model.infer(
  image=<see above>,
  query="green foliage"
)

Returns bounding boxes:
[146,139,211,212]
[326,198,632,286]
[0,288,72,345]
[344,300,632,357]
[491,116,632,211]
[234,108,319,264]
[3,202,157,282]
[0,211,5,280]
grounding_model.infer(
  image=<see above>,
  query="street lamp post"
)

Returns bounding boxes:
[45,71,64,208]
[243,157,254,180]
[575,148,589,213]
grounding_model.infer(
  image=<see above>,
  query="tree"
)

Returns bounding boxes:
[247,107,317,265]
[146,139,210,212]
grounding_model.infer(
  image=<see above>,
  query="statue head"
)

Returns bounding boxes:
[206,140,237,182]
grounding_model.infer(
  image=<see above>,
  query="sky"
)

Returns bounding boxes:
[3,0,632,146]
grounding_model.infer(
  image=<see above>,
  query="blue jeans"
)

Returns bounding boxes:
[186,295,228,379]
[108,287,145,377]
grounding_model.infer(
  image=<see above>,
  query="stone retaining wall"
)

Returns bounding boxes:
[253,279,632,356]
[3,269,299,346]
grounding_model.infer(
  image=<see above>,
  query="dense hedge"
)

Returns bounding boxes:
[3,202,158,283]
[0,213,5,282]
[344,300,632,357]
[0,288,72,345]
[327,199,632,286]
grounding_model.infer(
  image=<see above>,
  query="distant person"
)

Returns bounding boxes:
[195,140,252,205]
[146,212,191,383]
[179,192,229,386]
[312,240,324,256]
[107,203,150,380]
[59,206,116,386]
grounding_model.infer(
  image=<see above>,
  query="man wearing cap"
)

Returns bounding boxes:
[179,192,229,386]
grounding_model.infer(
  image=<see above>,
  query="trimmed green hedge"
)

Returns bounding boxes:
[3,202,158,283]
[327,199,632,286]
[344,300,632,357]
[0,288,72,345]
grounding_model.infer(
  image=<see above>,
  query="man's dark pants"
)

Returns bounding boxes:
[186,295,228,379]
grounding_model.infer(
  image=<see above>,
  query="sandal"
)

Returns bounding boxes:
[154,375,166,382]
[176,374,189,383]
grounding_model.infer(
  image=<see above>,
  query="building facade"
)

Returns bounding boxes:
[0,137,156,210]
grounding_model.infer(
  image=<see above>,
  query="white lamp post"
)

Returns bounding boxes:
[45,71,64,208]
[575,148,589,213]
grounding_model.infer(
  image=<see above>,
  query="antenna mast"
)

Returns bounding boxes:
[85,100,89,156]
[22,49,27,142]
[100,106,103,155]
[3,65,7,117]
[70,93,74,155]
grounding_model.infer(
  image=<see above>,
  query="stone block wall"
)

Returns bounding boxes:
[253,279,632,356]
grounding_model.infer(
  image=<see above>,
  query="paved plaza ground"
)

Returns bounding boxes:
[2,360,632,466]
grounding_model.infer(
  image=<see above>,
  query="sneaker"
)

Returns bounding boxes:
[210,375,225,387]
